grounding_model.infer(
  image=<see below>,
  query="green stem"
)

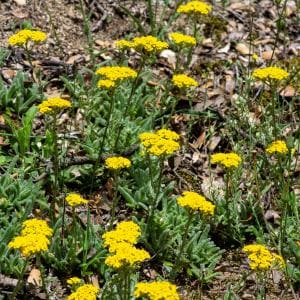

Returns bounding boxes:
[24,43,33,70]
[10,259,29,299]
[171,210,194,280]
[109,172,119,230]
[52,114,60,196]
[147,0,156,35]
[270,83,278,138]
[113,56,146,151]
[185,18,198,69]
[90,89,116,191]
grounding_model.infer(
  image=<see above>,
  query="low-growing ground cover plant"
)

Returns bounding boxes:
[0,0,299,299]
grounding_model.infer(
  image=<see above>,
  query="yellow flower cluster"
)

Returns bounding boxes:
[172,74,198,89]
[105,156,131,171]
[116,36,168,53]
[102,220,141,252]
[38,97,72,114]
[252,67,289,81]
[67,277,81,285]
[103,221,150,268]
[266,140,289,155]
[243,244,285,271]
[139,129,180,157]
[8,218,53,257]
[97,79,116,89]
[68,284,99,300]
[65,193,88,207]
[177,191,215,215]
[169,32,196,47]
[135,281,180,300]
[95,66,137,89]
[8,29,47,46]
[177,1,212,15]
[210,152,242,168]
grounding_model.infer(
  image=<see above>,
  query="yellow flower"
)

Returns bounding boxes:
[252,67,289,81]
[105,242,150,269]
[252,53,259,61]
[97,79,116,89]
[172,74,198,89]
[65,193,88,207]
[135,281,180,300]
[177,191,215,215]
[68,284,99,300]
[132,36,169,53]
[67,277,82,285]
[169,32,196,47]
[156,129,180,141]
[8,234,51,257]
[210,152,242,168]
[38,97,72,114]
[21,219,53,237]
[95,66,137,82]
[102,220,141,252]
[8,29,47,46]
[115,39,135,50]
[177,1,212,15]
[266,140,289,155]
[105,156,131,171]
[139,130,180,157]
[243,244,285,271]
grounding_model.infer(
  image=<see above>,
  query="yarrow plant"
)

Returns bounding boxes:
[68,283,99,300]
[172,74,198,89]
[169,32,196,48]
[102,221,150,299]
[65,193,88,207]
[172,191,215,278]
[8,29,47,46]
[104,156,132,228]
[135,281,180,300]
[67,277,82,286]
[105,156,131,171]
[38,97,72,115]
[252,67,289,82]
[210,152,242,168]
[177,1,212,15]
[266,140,289,155]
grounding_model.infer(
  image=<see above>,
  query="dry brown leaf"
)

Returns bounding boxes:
[192,131,206,149]
[235,43,250,55]
[262,50,275,60]
[1,69,17,81]
[11,8,28,18]
[90,275,100,289]
[225,75,235,94]
[207,136,221,152]
[13,0,26,5]
[280,85,297,97]
[67,54,83,64]
[218,43,230,54]
[159,50,176,69]
[27,268,41,287]
[95,40,113,48]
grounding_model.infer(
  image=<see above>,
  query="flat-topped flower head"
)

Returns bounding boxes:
[8,234,51,257]
[105,243,150,269]
[243,244,285,271]
[139,129,180,157]
[66,193,88,207]
[172,74,198,89]
[177,191,215,215]
[68,284,99,300]
[38,97,71,114]
[102,220,141,252]
[169,32,196,48]
[67,277,82,286]
[156,129,180,141]
[97,79,116,89]
[115,39,135,50]
[266,140,289,155]
[135,281,180,300]
[105,156,131,171]
[95,66,137,83]
[177,1,212,15]
[211,152,242,168]
[252,67,289,81]
[8,29,47,46]
[21,219,53,237]
[132,36,169,53]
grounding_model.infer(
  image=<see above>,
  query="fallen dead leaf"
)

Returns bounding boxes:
[160,50,176,69]
[218,43,230,54]
[280,85,297,97]
[207,136,221,152]
[192,131,206,149]
[27,268,41,287]
[13,0,26,5]
[262,50,275,60]
[236,43,251,55]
